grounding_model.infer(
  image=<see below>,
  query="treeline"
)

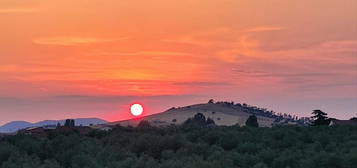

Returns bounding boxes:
[0,119,356,168]
[206,99,311,125]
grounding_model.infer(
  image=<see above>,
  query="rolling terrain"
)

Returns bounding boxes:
[106,101,303,127]
[0,118,107,133]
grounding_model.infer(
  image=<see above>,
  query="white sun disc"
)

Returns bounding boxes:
[130,104,144,116]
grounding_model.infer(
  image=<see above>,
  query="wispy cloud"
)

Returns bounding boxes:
[229,40,357,93]
[233,69,338,78]
[246,26,286,33]
[0,65,18,72]
[173,81,231,87]
[163,36,211,46]
[0,8,38,14]
[33,37,128,46]
[93,51,192,56]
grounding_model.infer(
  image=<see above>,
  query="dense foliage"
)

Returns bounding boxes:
[0,124,356,168]
[311,110,330,126]
[245,115,259,127]
[183,113,215,127]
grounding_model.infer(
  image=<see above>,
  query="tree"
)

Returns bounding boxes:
[350,117,357,121]
[183,113,216,127]
[252,163,268,168]
[208,99,215,104]
[40,160,62,168]
[245,115,259,127]
[206,118,215,125]
[193,113,207,125]
[70,120,75,127]
[64,119,75,127]
[64,119,71,127]
[311,110,329,126]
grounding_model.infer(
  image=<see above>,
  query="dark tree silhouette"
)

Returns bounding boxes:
[208,99,215,104]
[245,115,259,127]
[64,119,71,127]
[64,119,75,127]
[70,120,75,127]
[192,113,206,125]
[311,110,329,126]
[206,117,215,125]
[183,113,216,127]
[350,117,357,121]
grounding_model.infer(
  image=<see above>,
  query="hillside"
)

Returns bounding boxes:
[0,121,32,133]
[107,101,308,127]
[0,118,107,133]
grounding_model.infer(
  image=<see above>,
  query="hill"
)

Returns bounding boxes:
[107,100,309,127]
[0,118,107,133]
[0,121,32,133]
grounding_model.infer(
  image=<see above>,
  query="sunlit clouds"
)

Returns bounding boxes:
[0,8,38,14]
[0,0,356,124]
[246,27,287,33]
[33,37,128,46]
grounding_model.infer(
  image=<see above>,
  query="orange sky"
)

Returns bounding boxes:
[0,0,356,124]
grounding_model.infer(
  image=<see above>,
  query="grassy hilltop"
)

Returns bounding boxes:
[109,101,310,128]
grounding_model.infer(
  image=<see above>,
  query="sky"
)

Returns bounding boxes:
[0,0,356,125]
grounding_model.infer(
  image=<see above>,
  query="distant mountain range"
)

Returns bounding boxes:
[0,118,107,133]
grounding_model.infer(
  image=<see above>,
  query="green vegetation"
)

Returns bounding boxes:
[64,119,75,127]
[183,113,215,128]
[1,123,356,168]
[311,110,330,126]
[245,115,259,127]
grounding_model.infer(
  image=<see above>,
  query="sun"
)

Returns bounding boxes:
[130,103,144,116]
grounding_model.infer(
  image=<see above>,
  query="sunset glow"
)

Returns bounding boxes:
[130,104,144,117]
[0,0,356,124]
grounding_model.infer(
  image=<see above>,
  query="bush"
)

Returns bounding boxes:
[246,115,259,127]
